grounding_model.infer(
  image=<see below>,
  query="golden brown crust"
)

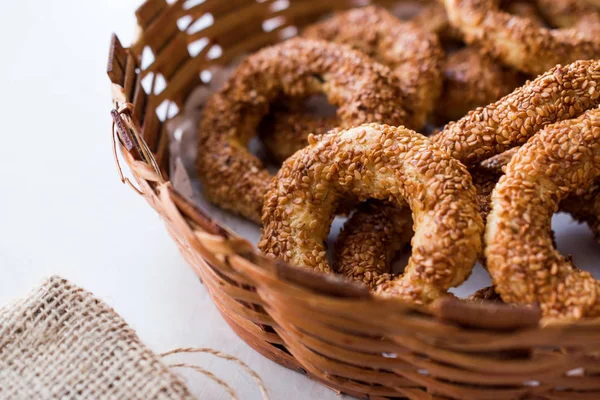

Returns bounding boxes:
[259,6,443,165]
[412,2,461,39]
[504,1,546,27]
[411,2,532,123]
[196,39,408,222]
[485,107,600,319]
[434,60,600,167]
[443,0,600,75]
[473,148,600,236]
[332,144,599,292]
[302,6,444,130]
[259,3,543,159]
[333,159,503,291]
[473,148,600,229]
[536,0,600,38]
[259,124,483,305]
[334,116,599,294]
[416,1,547,39]
[435,47,524,123]
[581,0,600,7]
[329,59,600,288]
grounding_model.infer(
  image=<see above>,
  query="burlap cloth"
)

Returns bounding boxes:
[0,276,196,400]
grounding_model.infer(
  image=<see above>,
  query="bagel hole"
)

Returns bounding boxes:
[246,136,273,171]
[258,94,339,166]
[388,243,495,301]
[327,216,348,266]
[267,93,338,119]
[390,247,412,276]
[323,200,495,298]
[450,264,493,299]
[552,213,599,278]
[305,94,337,117]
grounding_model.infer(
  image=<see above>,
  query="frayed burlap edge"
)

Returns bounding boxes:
[0,276,196,400]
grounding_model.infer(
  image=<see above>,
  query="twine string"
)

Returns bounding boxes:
[169,362,237,400]
[111,102,165,195]
[162,347,269,400]
[111,103,143,195]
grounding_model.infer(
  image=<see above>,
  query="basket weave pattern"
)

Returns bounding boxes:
[107,1,600,398]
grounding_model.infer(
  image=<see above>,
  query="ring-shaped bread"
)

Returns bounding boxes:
[332,157,504,288]
[196,38,408,222]
[334,146,599,289]
[301,6,443,130]
[332,61,600,291]
[259,124,483,304]
[442,0,600,75]
[434,60,600,167]
[536,0,600,38]
[259,6,443,162]
[259,99,338,164]
[435,47,523,123]
[486,107,600,319]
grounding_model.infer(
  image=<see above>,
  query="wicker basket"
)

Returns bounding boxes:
[107,1,600,398]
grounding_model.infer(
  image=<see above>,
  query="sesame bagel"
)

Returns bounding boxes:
[258,6,443,164]
[536,0,600,38]
[434,60,600,167]
[442,0,600,75]
[486,107,600,319]
[435,47,524,123]
[259,124,483,304]
[196,38,408,222]
[302,6,443,130]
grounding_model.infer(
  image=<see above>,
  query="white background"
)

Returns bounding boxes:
[0,1,598,399]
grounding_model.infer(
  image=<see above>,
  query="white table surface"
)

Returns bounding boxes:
[0,2,599,400]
